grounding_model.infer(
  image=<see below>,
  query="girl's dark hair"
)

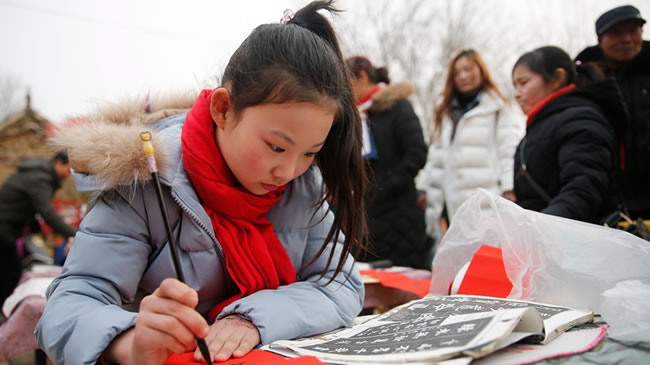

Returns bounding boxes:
[345,56,390,84]
[513,46,575,85]
[574,61,610,86]
[432,49,509,142]
[221,0,367,280]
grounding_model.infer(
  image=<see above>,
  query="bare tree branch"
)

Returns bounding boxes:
[334,0,597,143]
[0,76,24,120]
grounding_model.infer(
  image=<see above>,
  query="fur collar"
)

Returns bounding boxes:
[368,81,415,112]
[49,92,197,189]
[50,84,415,190]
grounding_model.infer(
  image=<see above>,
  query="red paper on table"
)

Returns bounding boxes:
[360,269,431,298]
[456,244,513,298]
[165,350,324,365]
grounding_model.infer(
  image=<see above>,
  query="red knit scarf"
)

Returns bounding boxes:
[526,84,576,126]
[181,89,297,322]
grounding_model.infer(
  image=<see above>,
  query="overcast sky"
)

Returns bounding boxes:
[1,0,649,122]
[0,0,305,121]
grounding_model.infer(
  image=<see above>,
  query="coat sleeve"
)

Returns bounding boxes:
[218,205,364,345]
[542,110,615,221]
[386,99,428,189]
[35,191,153,365]
[26,175,76,238]
[495,103,525,193]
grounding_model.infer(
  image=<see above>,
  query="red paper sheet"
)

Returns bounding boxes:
[456,245,512,298]
[165,350,324,365]
[360,269,431,298]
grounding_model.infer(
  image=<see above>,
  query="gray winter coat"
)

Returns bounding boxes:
[35,111,364,365]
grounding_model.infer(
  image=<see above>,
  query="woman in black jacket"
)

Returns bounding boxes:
[511,46,623,223]
[345,56,429,269]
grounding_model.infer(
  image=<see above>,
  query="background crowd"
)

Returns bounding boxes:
[363,4,649,264]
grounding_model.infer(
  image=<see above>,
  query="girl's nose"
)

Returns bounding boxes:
[272,158,298,183]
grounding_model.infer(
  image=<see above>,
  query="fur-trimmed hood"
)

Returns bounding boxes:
[49,92,198,190]
[50,84,414,190]
[368,81,415,112]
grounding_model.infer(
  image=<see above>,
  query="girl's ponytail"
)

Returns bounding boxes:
[288,1,345,61]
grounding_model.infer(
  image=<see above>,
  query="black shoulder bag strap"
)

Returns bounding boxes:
[519,137,552,204]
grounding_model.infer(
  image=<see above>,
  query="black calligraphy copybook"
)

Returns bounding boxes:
[265,295,594,364]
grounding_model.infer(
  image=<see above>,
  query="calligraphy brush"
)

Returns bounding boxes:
[140,131,212,364]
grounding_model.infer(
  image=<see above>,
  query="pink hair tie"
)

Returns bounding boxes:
[281,8,294,24]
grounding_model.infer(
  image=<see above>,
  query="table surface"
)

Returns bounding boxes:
[3,267,648,364]
[535,318,650,364]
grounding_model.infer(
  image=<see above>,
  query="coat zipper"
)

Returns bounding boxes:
[169,189,226,267]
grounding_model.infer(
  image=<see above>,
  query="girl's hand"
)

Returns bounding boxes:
[125,278,210,365]
[194,314,261,362]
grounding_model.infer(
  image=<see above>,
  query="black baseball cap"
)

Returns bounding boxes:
[596,5,646,36]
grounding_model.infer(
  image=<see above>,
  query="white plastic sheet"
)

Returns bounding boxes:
[430,188,650,341]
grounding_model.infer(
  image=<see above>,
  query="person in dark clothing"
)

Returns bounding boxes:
[0,152,75,306]
[575,5,650,219]
[511,46,623,223]
[346,56,430,269]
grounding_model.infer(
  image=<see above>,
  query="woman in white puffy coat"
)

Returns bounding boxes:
[418,49,524,236]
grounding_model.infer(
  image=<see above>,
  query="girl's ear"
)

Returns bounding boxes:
[552,68,568,89]
[210,87,232,130]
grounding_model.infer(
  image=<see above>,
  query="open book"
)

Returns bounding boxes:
[266,295,593,364]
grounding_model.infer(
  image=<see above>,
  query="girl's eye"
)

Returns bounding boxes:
[305,152,318,158]
[269,144,285,153]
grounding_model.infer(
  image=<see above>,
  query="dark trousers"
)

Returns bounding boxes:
[0,236,22,307]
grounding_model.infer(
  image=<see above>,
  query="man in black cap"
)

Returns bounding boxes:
[0,152,76,306]
[575,5,649,220]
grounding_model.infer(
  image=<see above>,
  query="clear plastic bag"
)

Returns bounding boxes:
[600,280,650,342]
[430,188,650,341]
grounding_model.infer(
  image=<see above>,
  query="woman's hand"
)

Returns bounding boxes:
[105,278,210,365]
[502,190,516,202]
[194,314,261,362]
[417,191,427,211]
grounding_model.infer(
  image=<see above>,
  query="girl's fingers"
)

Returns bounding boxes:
[204,325,231,360]
[211,331,258,360]
[193,346,212,363]
[199,316,260,361]
[156,278,200,308]
[146,283,210,339]
[136,308,198,352]
[133,318,192,355]
[193,319,226,362]
[232,335,258,358]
